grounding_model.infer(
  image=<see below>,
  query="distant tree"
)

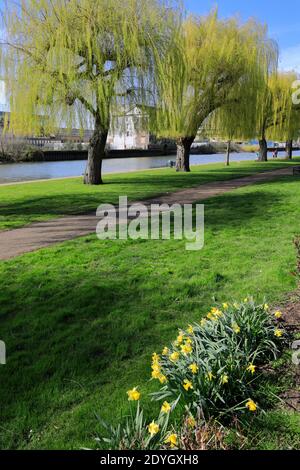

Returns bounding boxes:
[202,93,258,166]
[256,72,298,161]
[150,11,276,172]
[1,0,173,184]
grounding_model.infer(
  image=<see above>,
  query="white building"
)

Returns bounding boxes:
[107,106,150,150]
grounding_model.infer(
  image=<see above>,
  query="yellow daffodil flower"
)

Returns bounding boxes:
[165,433,178,448]
[127,387,140,401]
[152,353,160,366]
[170,351,180,362]
[263,303,269,311]
[151,369,161,380]
[221,374,229,384]
[222,302,229,310]
[245,399,257,412]
[162,347,169,355]
[274,311,282,319]
[161,401,171,414]
[206,371,214,381]
[232,323,240,334]
[148,421,159,436]
[183,379,193,391]
[181,343,192,355]
[158,374,167,384]
[177,334,184,344]
[187,325,194,334]
[246,363,256,374]
[274,329,283,337]
[189,363,198,374]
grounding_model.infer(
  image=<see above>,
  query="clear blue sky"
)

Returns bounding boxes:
[186,0,300,71]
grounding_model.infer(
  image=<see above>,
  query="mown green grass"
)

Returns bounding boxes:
[0,158,300,230]
[0,171,300,449]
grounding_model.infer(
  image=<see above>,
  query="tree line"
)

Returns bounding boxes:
[1,0,299,184]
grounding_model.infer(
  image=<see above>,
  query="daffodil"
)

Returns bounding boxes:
[152,352,160,363]
[158,374,167,384]
[127,387,140,401]
[274,311,282,319]
[187,325,194,334]
[221,374,229,384]
[162,347,169,355]
[151,369,161,380]
[222,302,229,310]
[161,401,171,414]
[245,399,257,412]
[263,303,269,311]
[244,297,248,302]
[151,363,161,372]
[232,323,240,334]
[176,334,184,344]
[185,337,193,345]
[189,363,198,374]
[206,371,214,381]
[183,379,193,391]
[170,351,180,362]
[246,363,256,375]
[274,329,283,337]
[200,318,207,327]
[181,343,192,355]
[165,433,178,448]
[148,420,159,436]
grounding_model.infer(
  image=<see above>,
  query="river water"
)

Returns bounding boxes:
[0,151,298,184]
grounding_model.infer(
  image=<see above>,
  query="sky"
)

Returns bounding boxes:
[1,0,300,104]
[186,0,300,72]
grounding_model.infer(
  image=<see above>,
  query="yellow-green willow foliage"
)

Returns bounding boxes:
[1,0,175,183]
[255,71,298,161]
[150,10,277,171]
[202,93,258,166]
[265,72,300,159]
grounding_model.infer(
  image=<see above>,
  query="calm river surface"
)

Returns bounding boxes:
[1,151,299,184]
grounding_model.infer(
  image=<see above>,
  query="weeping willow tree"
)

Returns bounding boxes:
[266,72,300,160]
[1,0,174,184]
[256,71,298,161]
[150,10,276,172]
[202,89,258,166]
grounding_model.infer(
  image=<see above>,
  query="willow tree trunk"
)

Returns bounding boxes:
[84,127,108,185]
[176,136,195,172]
[286,139,293,159]
[225,140,231,166]
[258,137,268,161]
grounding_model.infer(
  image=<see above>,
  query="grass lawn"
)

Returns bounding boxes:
[1,168,300,449]
[0,158,300,230]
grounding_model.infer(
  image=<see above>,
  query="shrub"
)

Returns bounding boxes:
[151,299,285,418]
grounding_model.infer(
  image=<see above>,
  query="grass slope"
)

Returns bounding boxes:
[0,172,300,448]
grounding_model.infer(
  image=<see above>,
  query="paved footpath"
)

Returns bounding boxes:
[0,167,294,260]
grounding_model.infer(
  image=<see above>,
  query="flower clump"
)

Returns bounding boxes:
[150,299,285,417]
[96,299,285,450]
